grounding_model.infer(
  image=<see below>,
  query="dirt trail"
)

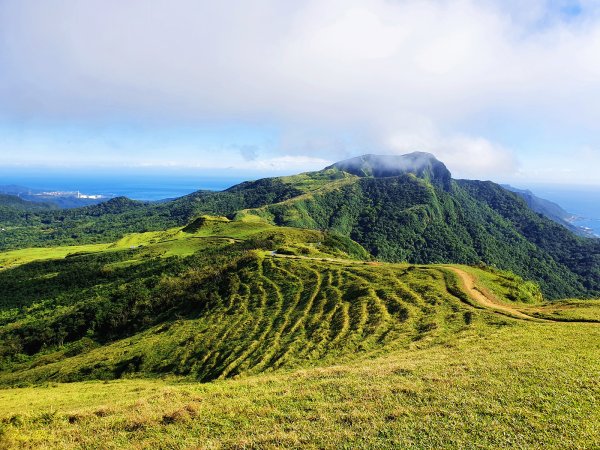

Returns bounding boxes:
[447,267,545,321]
[270,253,596,323]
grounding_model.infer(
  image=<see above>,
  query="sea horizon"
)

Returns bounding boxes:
[0,169,255,201]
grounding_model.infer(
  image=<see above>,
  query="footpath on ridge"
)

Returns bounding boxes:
[271,252,599,323]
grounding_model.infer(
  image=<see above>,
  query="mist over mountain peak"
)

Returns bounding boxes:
[326,152,452,188]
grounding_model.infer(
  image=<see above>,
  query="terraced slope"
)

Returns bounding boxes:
[3,212,591,387]
[0,258,598,448]
[0,252,488,385]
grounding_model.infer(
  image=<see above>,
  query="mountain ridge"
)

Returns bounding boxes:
[1,152,598,299]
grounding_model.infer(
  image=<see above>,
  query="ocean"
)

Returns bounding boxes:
[523,184,600,237]
[0,169,250,201]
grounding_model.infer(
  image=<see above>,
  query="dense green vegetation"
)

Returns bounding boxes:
[0,194,57,212]
[243,174,598,298]
[459,180,600,294]
[0,194,57,227]
[0,152,599,448]
[3,153,596,299]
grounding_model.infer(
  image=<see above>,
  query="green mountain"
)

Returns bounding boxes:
[0,194,57,212]
[1,155,600,448]
[1,152,598,299]
[236,154,599,299]
[0,194,57,226]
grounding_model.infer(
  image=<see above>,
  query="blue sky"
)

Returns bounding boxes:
[1,0,600,185]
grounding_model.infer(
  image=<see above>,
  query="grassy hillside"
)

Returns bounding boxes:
[0,210,599,448]
[1,154,598,300]
[0,216,468,383]
[1,215,594,384]
[1,214,569,386]
[0,304,598,449]
[0,255,491,385]
[241,174,598,299]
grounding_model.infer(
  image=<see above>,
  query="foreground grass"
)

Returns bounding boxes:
[1,314,599,449]
[521,299,600,322]
[1,218,598,448]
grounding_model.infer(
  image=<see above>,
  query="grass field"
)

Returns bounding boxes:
[0,256,475,385]
[0,217,598,449]
[0,312,598,449]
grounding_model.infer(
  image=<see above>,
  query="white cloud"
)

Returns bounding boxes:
[247,155,332,171]
[1,0,600,181]
[386,120,517,179]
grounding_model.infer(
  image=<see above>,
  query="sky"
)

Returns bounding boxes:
[1,0,600,185]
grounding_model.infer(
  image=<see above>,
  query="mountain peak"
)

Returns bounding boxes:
[326,152,451,188]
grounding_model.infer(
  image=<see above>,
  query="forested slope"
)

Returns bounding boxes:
[1,152,598,298]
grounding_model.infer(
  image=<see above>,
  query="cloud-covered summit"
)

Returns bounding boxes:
[327,152,451,187]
